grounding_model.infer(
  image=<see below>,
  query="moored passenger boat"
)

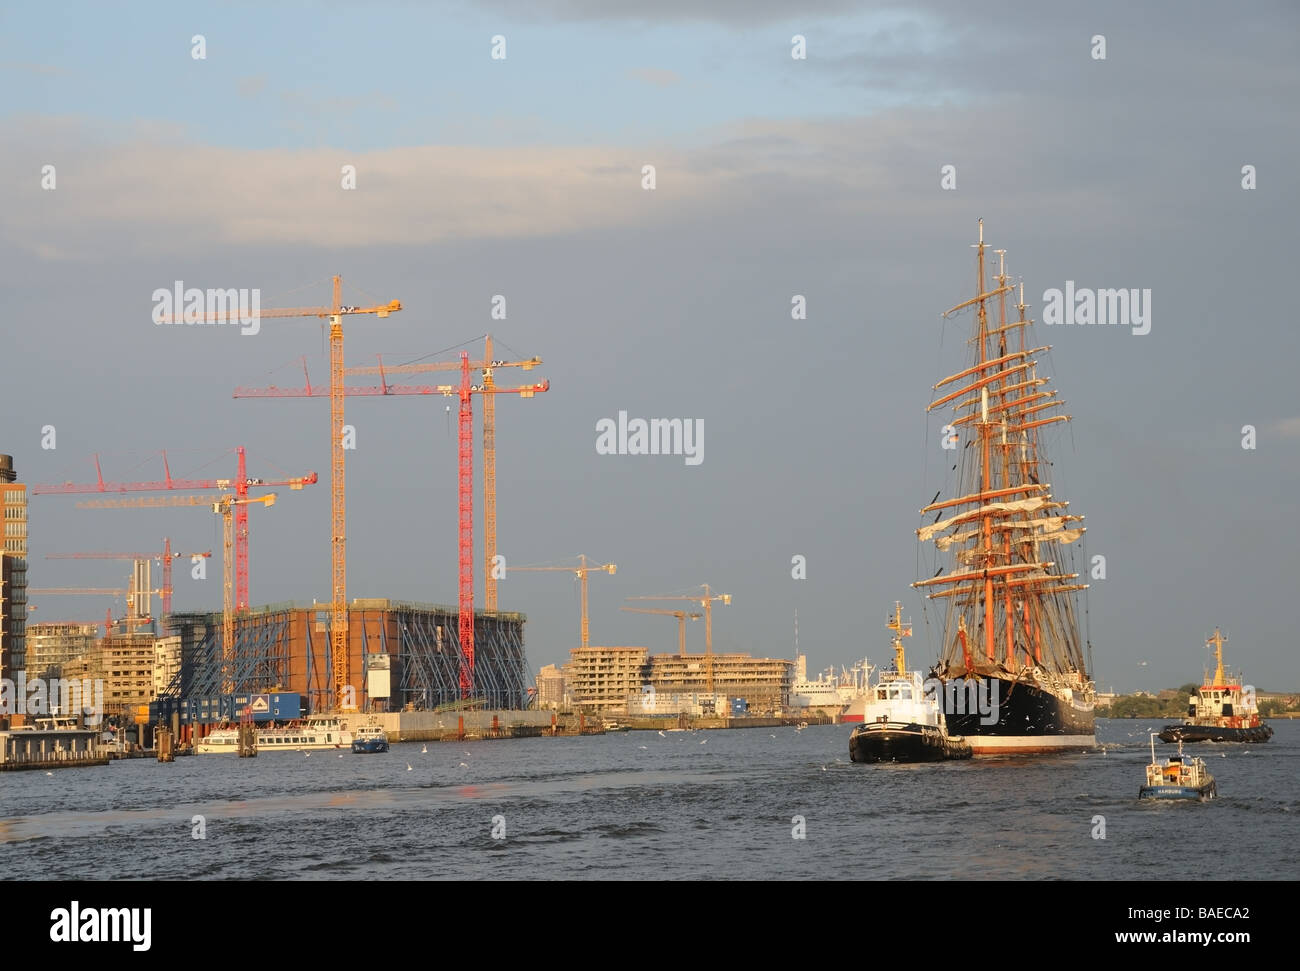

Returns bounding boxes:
[196,714,353,753]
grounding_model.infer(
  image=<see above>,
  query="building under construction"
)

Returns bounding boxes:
[567,646,793,715]
[163,599,528,714]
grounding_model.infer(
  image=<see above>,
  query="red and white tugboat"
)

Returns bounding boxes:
[1159,629,1272,744]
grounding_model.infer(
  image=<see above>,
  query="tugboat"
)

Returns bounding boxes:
[1159,629,1273,744]
[849,603,972,763]
[351,723,390,753]
[1139,733,1216,801]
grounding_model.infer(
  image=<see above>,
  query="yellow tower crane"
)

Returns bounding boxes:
[627,585,731,693]
[511,555,616,648]
[75,492,277,693]
[619,606,702,656]
[161,276,401,712]
[213,494,277,693]
[343,334,542,612]
[28,585,161,635]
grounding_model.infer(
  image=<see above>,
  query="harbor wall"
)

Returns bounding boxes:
[377,709,554,741]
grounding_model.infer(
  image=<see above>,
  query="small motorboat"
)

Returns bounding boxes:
[351,724,390,754]
[1139,733,1216,801]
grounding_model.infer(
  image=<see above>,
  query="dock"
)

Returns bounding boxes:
[0,726,110,772]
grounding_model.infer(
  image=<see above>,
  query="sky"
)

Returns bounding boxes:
[2,0,1298,692]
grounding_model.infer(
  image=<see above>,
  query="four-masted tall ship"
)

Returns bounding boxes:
[914,221,1097,754]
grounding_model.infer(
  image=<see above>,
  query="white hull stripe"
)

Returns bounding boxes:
[968,734,1096,754]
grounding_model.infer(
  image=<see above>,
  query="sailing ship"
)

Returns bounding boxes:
[914,221,1097,754]
[1159,629,1272,743]
[1139,733,1216,801]
[849,603,971,763]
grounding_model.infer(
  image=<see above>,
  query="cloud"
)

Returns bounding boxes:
[626,68,681,88]
[1270,417,1300,439]
[0,61,70,77]
[470,0,863,25]
[278,89,398,117]
[0,114,891,257]
[237,75,268,98]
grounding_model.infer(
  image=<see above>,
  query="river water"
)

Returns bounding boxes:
[3,720,1295,879]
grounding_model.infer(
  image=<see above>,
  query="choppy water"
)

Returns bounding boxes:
[3,720,1296,879]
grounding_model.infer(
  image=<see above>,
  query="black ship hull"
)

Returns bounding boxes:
[1158,724,1272,744]
[939,675,1095,754]
[849,722,972,763]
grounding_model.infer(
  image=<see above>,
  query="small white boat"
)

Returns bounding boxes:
[1139,733,1216,801]
[196,715,353,754]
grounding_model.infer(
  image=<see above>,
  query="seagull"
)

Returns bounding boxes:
[406,763,413,771]
[821,765,827,771]
[699,740,706,745]
[338,754,344,758]
[658,731,666,737]
[639,745,647,750]
[770,734,776,738]
[421,745,428,754]
[459,762,468,768]
[304,752,311,758]
[45,771,53,776]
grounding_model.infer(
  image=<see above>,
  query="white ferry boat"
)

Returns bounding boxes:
[196,715,353,754]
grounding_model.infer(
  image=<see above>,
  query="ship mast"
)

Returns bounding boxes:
[1206,628,1227,686]
[887,601,912,674]
[914,221,1090,684]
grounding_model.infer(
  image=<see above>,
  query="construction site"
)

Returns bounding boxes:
[1,283,800,746]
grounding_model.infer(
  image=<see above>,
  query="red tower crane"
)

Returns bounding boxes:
[46,539,212,614]
[235,352,548,697]
[341,335,542,612]
[161,275,402,712]
[33,448,315,611]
